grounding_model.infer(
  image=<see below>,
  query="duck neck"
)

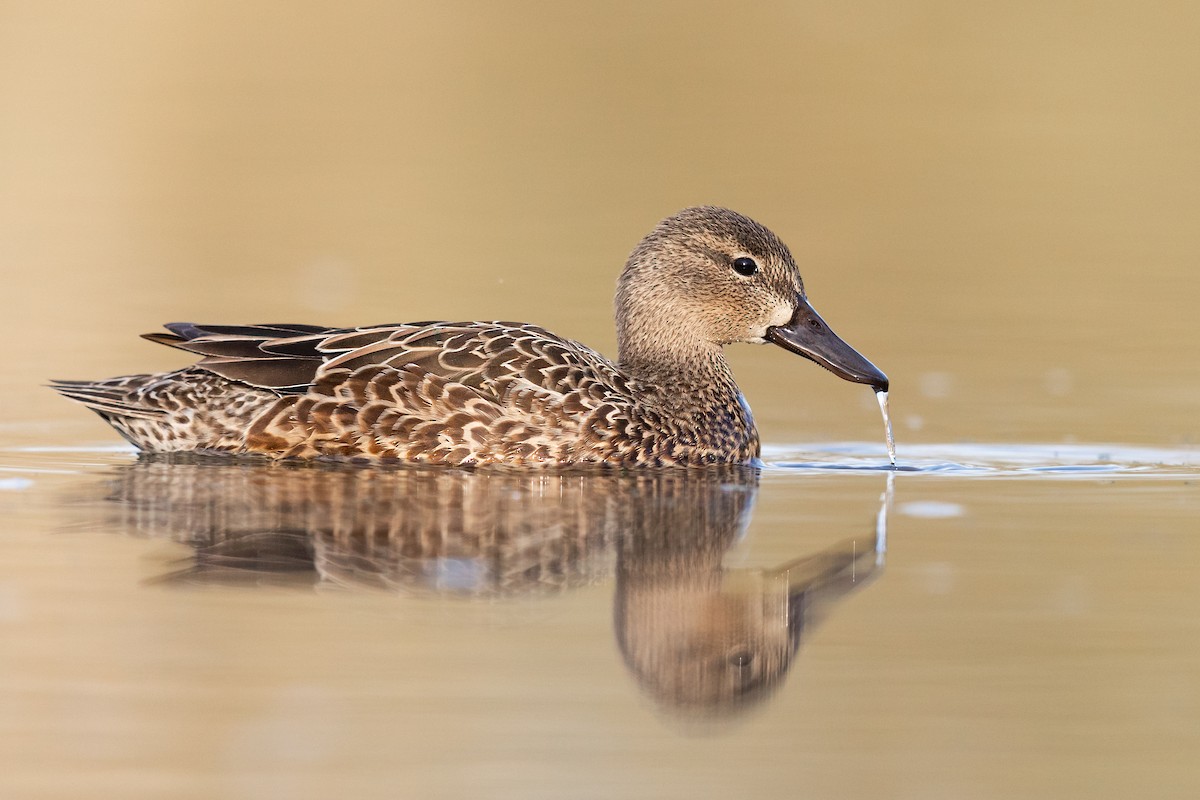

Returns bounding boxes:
[613,254,749,423]
[617,338,743,413]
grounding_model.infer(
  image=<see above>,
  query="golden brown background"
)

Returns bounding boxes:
[3,1,1197,446]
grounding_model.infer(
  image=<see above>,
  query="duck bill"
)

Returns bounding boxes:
[765,297,889,392]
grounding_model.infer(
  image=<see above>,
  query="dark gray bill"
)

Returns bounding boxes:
[765,297,889,392]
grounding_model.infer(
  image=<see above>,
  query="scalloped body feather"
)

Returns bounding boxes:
[54,321,758,466]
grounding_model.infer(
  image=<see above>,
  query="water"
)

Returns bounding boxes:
[3,442,1198,798]
[4,4,1200,799]
[875,389,896,466]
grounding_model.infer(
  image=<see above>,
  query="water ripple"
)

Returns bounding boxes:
[0,441,1195,482]
[762,442,1199,479]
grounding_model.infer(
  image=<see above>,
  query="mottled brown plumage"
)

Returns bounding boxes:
[53,207,888,466]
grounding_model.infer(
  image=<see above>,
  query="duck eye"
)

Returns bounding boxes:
[731,257,759,277]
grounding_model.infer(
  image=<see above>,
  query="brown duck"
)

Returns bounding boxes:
[54,207,888,466]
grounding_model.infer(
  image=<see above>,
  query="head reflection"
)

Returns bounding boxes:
[617,532,879,717]
[98,456,884,716]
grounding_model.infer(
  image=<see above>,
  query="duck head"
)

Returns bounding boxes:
[616,206,888,391]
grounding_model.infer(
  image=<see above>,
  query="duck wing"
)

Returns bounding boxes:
[143,321,637,463]
[144,320,627,399]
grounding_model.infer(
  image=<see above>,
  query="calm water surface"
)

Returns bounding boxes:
[2,441,1197,799]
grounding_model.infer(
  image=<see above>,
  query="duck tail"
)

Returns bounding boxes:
[50,374,174,449]
[52,368,284,453]
[49,375,166,420]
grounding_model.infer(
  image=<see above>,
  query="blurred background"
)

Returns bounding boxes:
[4,6,1200,800]
[2,1,1198,446]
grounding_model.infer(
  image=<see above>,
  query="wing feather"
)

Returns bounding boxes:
[139,320,628,405]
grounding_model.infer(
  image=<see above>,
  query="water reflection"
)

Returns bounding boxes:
[617,522,882,717]
[84,456,885,717]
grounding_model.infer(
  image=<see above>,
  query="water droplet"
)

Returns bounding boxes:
[899,501,964,518]
[875,389,896,466]
[1043,367,1072,396]
[918,371,953,399]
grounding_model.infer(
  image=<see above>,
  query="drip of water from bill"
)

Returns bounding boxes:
[875,389,896,466]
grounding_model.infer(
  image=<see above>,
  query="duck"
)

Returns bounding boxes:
[53,206,888,467]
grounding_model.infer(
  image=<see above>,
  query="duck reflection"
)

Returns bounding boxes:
[617,525,881,716]
[94,456,886,716]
